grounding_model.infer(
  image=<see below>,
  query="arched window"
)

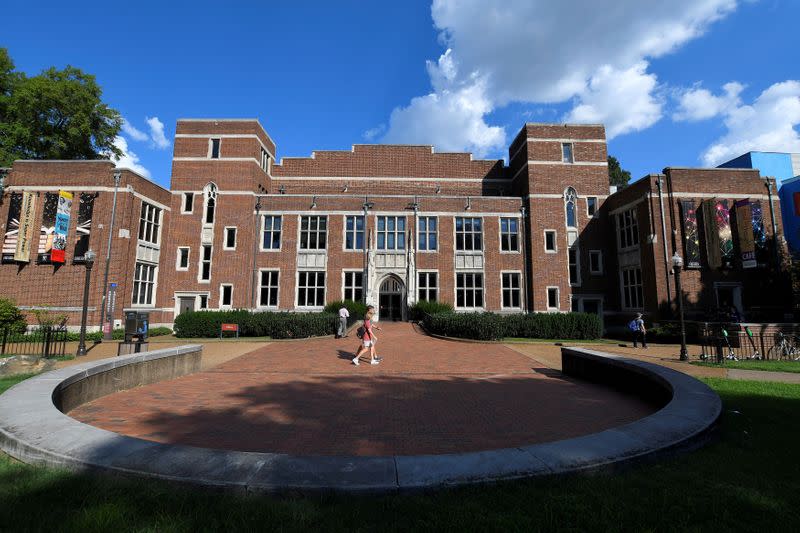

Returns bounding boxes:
[564,187,577,228]
[203,182,218,225]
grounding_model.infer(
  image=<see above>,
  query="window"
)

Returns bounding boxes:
[617,208,639,249]
[568,247,580,285]
[455,217,482,251]
[564,187,577,228]
[297,271,325,307]
[177,247,190,270]
[377,216,406,250]
[343,271,363,301]
[262,215,281,250]
[544,230,557,253]
[224,227,237,250]
[418,272,438,302]
[199,245,212,281]
[137,202,162,245]
[220,284,233,308]
[456,272,483,308]
[589,250,603,274]
[299,216,327,250]
[418,216,438,251]
[562,143,574,163]
[621,267,644,309]
[73,193,95,262]
[182,192,194,213]
[500,218,519,252]
[199,294,208,309]
[547,287,559,310]
[260,148,270,172]
[259,270,279,307]
[203,183,217,225]
[587,196,598,217]
[344,216,364,250]
[132,262,157,306]
[502,272,521,309]
[210,138,220,159]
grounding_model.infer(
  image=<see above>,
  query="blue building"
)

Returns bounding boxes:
[718,151,800,254]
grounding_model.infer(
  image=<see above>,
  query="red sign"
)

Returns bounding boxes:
[103,322,111,333]
[221,323,238,332]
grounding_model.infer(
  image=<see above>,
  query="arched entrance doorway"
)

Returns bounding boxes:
[379,276,405,321]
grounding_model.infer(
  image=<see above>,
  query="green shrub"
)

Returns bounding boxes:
[423,311,602,341]
[324,300,368,319]
[0,298,26,334]
[409,300,454,321]
[173,310,337,339]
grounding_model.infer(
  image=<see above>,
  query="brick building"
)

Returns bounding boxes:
[0,118,792,331]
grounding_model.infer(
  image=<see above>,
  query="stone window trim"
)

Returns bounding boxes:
[223,226,237,251]
[131,261,158,307]
[181,192,194,214]
[454,216,483,252]
[376,215,406,251]
[260,215,282,252]
[298,215,328,251]
[198,244,212,283]
[589,250,603,275]
[417,270,439,302]
[620,266,644,310]
[455,271,485,310]
[342,270,364,302]
[562,142,574,164]
[616,208,640,251]
[342,215,365,252]
[417,216,439,253]
[176,246,190,271]
[499,217,521,253]
[208,138,221,159]
[295,270,326,309]
[544,229,558,253]
[219,283,233,309]
[500,270,523,309]
[138,202,162,246]
[546,286,560,311]
[587,196,598,218]
[258,268,280,309]
[568,245,581,287]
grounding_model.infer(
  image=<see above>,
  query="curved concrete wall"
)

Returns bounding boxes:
[0,345,721,493]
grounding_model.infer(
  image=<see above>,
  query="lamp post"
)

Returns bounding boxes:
[77,249,96,356]
[672,252,689,361]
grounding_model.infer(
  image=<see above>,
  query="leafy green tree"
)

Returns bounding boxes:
[0,298,27,333]
[0,48,122,166]
[608,155,631,189]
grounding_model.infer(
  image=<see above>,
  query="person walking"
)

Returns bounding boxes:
[352,307,382,365]
[338,305,350,338]
[630,312,647,349]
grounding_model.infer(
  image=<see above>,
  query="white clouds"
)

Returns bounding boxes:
[694,80,800,166]
[110,136,151,178]
[146,116,170,149]
[565,63,662,139]
[673,82,744,121]
[380,0,742,153]
[121,119,148,142]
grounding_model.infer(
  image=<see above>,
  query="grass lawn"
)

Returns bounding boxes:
[2,375,800,531]
[693,359,800,373]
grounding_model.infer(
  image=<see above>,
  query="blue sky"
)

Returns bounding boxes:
[3,0,799,189]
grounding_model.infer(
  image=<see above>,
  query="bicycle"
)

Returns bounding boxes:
[766,332,800,361]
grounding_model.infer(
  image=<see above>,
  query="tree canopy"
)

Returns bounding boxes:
[608,155,631,189]
[0,48,122,167]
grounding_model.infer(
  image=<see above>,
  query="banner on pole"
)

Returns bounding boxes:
[14,192,37,263]
[51,190,73,263]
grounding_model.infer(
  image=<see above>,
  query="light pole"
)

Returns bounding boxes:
[99,171,121,340]
[77,249,96,356]
[672,252,689,361]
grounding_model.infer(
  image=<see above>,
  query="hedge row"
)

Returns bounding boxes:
[173,310,337,339]
[422,311,602,341]
[324,300,368,318]
[408,300,454,321]
[2,327,173,343]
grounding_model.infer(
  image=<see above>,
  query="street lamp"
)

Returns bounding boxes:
[77,249,96,356]
[672,252,689,361]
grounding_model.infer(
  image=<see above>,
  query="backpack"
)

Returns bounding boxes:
[628,319,639,332]
[356,326,365,339]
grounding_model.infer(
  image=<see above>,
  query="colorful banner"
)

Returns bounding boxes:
[714,199,733,268]
[37,192,58,263]
[701,200,722,269]
[14,192,37,263]
[2,193,22,263]
[73,193,95,262]
[733,200,756,269]
[51,190,73,263]
[751,200,768,265]
[680,200,701,268]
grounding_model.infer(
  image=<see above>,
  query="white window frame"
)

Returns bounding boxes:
[198,244,212,283]
[260,148,270,173]
[176,246,190,271]
[564,187,578,229]
[418,216,438,252]
[131,261,158,307]
[546,286,560,311]
[454,216,483,252]
[219,283,233,309]
[298,215,328,251]
[562,143,574,163]
[376,215,406,251]
[342,270,364,302]
[544,229,558,253]
[199,294,209,309]
[616,208,639,251]
[589,250,603,275]
[417,270,439,302]
[203,182,217,226]
[261,215,282,251]
[208,138,221,159]
[587,196,598,218]
[568,245,581,287]
[258,268,280,309]
[181,192,194,214]
[620,266,644,310]
[223,226,237,251]
[343,215,365,251]
[455,271,485,310]
[137,202,162,245]
[499,217,521,253]
[296,270,326,308]
[501,271,522,310]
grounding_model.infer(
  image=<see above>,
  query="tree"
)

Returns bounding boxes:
[0,298,27,333]
[608,155,631,189]
[0,48,122,166]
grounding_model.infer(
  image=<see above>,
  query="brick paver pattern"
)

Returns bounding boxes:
[70,323,658,456]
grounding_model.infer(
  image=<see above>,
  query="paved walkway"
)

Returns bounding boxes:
[69,323,657,456]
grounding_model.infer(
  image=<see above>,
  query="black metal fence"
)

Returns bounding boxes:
[0,325,68,358]
[699,331,798,362]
